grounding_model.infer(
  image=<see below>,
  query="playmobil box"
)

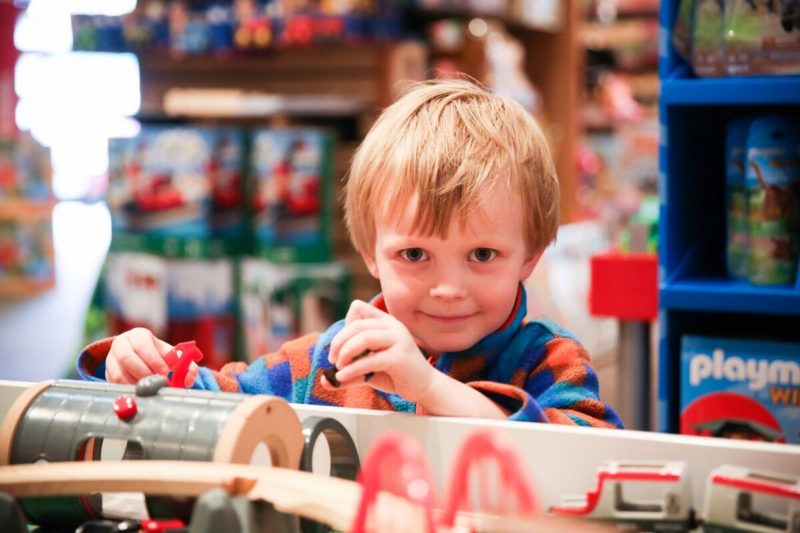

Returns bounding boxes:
[107,125,246,239]
[104,251,237,370]
[680,335,800,444]
[249,128,333,263]
[240,258,349,359]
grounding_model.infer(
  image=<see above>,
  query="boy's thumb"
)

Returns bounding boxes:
[346,299,382,323]
[156,338,175,357]
[184,362,199,388]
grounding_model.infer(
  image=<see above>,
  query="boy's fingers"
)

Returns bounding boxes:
[126,331,170,376]
[116,342,160,382]
[335,353,388,385]
[184,362,199,387]
[106,357,139,385]
[328,317,388,364]
[344,299,385,324]
[320,374,337,390]
[336,329,389,369]
[156,338,175,357]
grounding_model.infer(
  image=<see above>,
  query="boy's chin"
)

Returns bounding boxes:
[421,335,481,354]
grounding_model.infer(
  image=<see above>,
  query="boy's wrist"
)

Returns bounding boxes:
[412,370,507,419]
[410,367,445,410]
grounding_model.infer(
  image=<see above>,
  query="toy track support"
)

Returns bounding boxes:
[0,381,52,466]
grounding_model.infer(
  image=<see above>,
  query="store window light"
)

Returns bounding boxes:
[13,0,140,200]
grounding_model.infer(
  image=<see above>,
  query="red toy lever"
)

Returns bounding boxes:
[162,341,204,388]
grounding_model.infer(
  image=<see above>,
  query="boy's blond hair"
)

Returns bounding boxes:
[344,79,559,257]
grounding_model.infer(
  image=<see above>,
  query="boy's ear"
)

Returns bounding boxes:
[361,252,380,279]
[520,249,544,281]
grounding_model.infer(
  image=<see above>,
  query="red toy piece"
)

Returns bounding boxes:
[442,430,539,527]
[351,432,438,533]
[112,395,138,421]
[162,341,204,388]
[140,518,186,532]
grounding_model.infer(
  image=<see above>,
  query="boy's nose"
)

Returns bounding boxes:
[429,281,468,300]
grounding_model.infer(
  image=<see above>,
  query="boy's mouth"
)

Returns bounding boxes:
[420,311,477,323]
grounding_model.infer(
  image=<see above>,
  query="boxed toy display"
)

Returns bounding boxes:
[107,125,246,239]
[249,128,333,262]
[724,0,800,76]
[692,0,726,76]
[0,131,55,299]
[104,251,237,370]
[240,259,348,359]
[724,116,752,280]
[0,203,54,298]
[681,335,800,444]
[72,0,404,54]
[744,116,800,286]
[0,131,52,202]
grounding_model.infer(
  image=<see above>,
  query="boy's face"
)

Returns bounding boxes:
[362,184,540,354]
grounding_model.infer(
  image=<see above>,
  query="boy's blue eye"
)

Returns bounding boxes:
[400,248,427,262]
[470,248,496,262]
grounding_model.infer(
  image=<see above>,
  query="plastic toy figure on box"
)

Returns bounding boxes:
[208,136,242,210]
[693,418,784,442]
[234,0,272,49]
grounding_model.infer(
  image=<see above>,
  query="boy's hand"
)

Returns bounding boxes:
[106,327,198,387]
[325,300,435,402]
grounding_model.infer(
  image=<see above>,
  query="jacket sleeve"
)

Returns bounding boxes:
[468,337,624,428]
[76,333,320,402]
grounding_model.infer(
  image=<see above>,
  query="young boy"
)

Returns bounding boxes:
[78,79,623,428]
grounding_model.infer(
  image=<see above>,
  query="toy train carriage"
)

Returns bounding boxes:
[702,465,800,533]
[550,460,696,531]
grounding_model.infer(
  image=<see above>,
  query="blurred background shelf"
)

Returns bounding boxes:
[661,279,800,315]
[661,76,800,105]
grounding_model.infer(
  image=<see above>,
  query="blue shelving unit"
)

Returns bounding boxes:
[657,1,800,432]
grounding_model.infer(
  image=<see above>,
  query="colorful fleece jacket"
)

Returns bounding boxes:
[77,286,623,428]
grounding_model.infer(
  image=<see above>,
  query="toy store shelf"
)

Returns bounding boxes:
[660,278,800,316]
[161,88,369,119]
[660,76,800,105]
[0,278,55,300]
[411,5,562,33]
[136,45,388,116]
[110,232,247,259]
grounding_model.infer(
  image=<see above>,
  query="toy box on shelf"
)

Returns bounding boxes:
[104,251,238,370]
[680,335,799,445]
[0,201,55,299]
[673,0,800,78]
[107,125,247,241]
[0,131,55,299]
[240,259,349,359]
[249,127,334,263]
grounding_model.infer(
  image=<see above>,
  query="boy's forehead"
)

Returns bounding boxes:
[374,185,524,236]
